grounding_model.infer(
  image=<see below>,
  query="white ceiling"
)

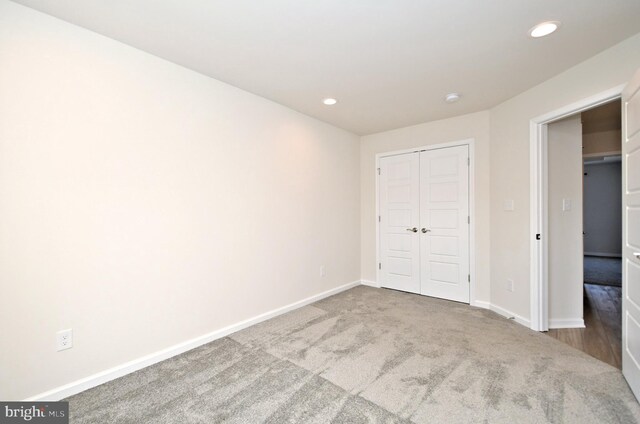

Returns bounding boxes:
[11,0,640,135]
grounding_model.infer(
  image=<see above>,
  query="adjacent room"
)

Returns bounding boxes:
[2,1,640,423]
[546,100,623,369]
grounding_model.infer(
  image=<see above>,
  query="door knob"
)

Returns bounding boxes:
[421,228,431,233]
[635,252,640,260]
[406,227,418,233]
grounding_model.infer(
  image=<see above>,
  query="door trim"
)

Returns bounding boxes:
[529,84,625,331]
[375,138,476,305]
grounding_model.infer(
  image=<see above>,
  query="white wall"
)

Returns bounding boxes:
[490,32,640,322]
[4,0,640,402]
[0,1,360,400]
[547,116,583,327]
[584,161,622,256]
[360,111,491,304]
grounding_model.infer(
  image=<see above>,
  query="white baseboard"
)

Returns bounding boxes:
[472,300,584,331]
[549,318,585,329]
[360,291,532,330]
[360,279,380,288]
[472,300,491,309]
[26,280,361,401]
[488,303,531,328]
[584,252,622,258]
[471,300,530,328]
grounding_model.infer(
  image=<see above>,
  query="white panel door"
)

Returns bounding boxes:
[419,146,470,303]
[622,68,640,400]
[379,153,420,294]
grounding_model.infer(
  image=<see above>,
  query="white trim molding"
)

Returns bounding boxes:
[473,300,531,328]
[26,280,361,401]
[489,303,532,328]
[361,279,381,288]
[529,84,624,332]
[472,300,491,309]
[549,319,586,329]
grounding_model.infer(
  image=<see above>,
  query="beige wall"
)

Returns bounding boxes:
[360,111,491,304]
[4,0,640,403]
[490,32,640,321]
[583,130,622,155]
[547,116,583,326]
[0,1,360,400]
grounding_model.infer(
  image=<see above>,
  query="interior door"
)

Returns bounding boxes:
[622,68,640,399]
[419,146,470,303]
[379,152,420,294]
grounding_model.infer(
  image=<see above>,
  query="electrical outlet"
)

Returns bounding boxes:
[506,279,514,292]
[56,329,73,351]
[320,265,326,277]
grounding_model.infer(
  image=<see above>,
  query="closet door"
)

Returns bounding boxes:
[379,152,420,294]
[419,146,470,303]
[622,68,640,400]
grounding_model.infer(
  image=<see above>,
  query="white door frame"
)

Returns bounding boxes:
[529,85,625,332]
[375,138,477,305]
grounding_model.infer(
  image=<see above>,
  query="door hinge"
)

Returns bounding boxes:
[377,168,381,175]
[467,157,470,166]
[468,216,470,224]
[468,274,470,282]
[536,234,541,240]
[378,215,381,222]
[379,263,382,270]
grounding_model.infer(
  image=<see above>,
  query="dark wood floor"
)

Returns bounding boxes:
[547,283,622,369]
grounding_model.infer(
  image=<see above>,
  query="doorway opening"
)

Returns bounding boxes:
[544,99,622,368]
[529,84,624,336]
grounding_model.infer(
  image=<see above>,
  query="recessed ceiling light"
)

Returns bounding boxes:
[323,98,337,105]
[529,21,560,38]
[445,93,460,103]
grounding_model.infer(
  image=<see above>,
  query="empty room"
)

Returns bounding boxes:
[2,1,640,423]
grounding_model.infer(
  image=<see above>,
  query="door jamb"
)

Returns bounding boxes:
[375,138,477,305]
[529,85,624,331]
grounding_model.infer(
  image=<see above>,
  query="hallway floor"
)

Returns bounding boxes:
[547,283,622,369]
[583,256,622,287]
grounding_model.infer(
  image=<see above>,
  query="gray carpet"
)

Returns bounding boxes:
[584,256,622,287]
[66,286,640,423]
